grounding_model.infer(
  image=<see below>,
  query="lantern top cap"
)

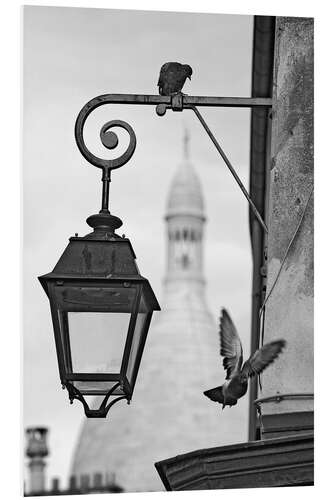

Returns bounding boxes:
[84,212,123,240]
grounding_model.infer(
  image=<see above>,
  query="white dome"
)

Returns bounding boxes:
[166,158,205,219]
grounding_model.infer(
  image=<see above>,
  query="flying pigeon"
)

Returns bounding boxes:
[158,62,193,96]
[204,309,286,409]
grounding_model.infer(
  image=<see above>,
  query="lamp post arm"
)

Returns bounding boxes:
[75,92,271,231]
[75,93,272,109]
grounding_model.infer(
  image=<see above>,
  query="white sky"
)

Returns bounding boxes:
[23,5,253,489]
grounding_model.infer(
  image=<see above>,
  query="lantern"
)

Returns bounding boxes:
[39,118,160,417]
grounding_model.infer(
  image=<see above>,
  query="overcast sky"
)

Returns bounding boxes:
[23,5,253,488]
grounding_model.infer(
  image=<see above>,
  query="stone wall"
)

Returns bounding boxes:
[259,17,314,418]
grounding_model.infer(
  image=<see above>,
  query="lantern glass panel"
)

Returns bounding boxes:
[68,312,131,373]
[126,292,151,385]
[52,283,139,378]
[73,380,123,395]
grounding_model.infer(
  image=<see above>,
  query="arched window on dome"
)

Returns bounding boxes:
[183,228,188,241]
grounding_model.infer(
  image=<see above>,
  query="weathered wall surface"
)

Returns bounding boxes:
[260,17,314,416]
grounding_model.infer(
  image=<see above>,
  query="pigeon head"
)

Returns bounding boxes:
[183,64,193,80]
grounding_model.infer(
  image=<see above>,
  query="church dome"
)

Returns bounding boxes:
[166,133,205,219]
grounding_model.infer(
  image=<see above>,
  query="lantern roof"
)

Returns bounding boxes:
[39,216,160,312]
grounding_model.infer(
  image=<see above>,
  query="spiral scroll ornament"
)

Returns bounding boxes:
[75,111,137,171]
[74,98,138,234]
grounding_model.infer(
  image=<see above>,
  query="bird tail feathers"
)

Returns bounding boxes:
[203,386,224,404]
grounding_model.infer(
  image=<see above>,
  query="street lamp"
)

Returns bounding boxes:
[39,119,160,418]
[39,89,272,418]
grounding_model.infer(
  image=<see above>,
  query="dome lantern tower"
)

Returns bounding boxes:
[165,130,205,282]
[162,130,211,320]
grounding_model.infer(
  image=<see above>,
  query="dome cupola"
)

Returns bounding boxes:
[166,129,205,220]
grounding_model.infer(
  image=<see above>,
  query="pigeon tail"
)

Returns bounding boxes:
[203,386,224,404]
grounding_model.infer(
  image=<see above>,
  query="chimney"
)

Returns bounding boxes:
[25,427,49,494]
[80,474,90,492]
[69,474,78,492]
[51,477,60,494]
[93,472,103,490]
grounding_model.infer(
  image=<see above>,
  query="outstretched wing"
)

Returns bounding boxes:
[203,386,224,404]
[241,340,286,378]
[219,309,243,379]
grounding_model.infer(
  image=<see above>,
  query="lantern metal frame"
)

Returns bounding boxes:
[40,268,158,417]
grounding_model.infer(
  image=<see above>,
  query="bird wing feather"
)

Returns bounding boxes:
[241,340,286,378]
[219,309,243,379]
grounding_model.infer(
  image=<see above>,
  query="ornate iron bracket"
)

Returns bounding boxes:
[65,382,129,418]
[75,93,271,233]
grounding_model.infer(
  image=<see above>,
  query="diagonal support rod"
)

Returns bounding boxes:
[190,106,268,233]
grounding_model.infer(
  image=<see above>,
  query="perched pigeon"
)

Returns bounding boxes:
[158,62,192,96]
[204,309,286,409]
